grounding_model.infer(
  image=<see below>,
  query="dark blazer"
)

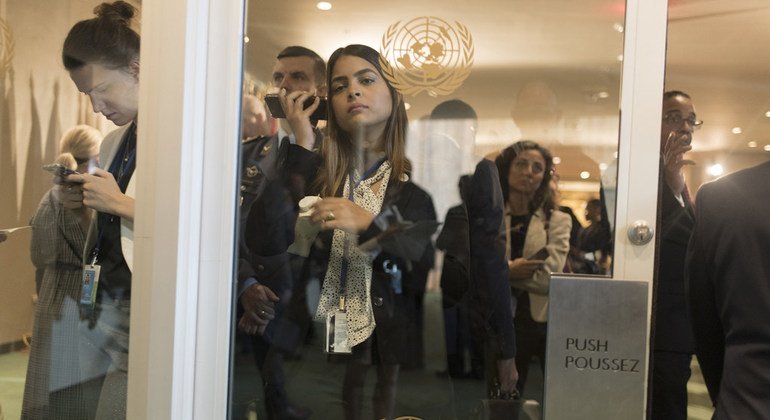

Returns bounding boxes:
[463,159,516,359]
[239,134,320,296]
[653,182,696,353]
[239,137,320,349]
[686,161,770,418]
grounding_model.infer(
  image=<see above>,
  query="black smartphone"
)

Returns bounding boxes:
[528,247,549,261]
[42,163,77,177]
[264,93,328,121]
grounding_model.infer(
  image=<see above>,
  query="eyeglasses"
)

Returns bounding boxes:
[663,113,703,130]
[512,158,545,175]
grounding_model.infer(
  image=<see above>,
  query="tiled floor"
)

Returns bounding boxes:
[0,351,27,419]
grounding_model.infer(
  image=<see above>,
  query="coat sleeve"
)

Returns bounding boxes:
[465,160,516,359]
[685,185,723,404]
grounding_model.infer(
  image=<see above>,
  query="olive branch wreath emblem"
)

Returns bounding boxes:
[380,17,474,97]
[0,17,14,77]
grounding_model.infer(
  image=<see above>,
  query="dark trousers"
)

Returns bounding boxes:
[443,298,484,377]
[650,351,691,420]
[513,297,547,395]
[252,334,289,420]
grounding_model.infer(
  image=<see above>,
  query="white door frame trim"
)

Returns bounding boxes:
[127,0,243,418]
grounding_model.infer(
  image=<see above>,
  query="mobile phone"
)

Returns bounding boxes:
[42,163,77,177]
[528,247,549,261]
[264,93,328,121]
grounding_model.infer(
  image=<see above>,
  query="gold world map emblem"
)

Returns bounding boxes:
[380,16,474,97]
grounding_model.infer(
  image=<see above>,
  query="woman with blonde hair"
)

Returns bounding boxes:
[23,124,102,419]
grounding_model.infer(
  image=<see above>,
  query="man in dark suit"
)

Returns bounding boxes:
[237,46,326,420]
[686,161,770,419]
[651,90,702,419]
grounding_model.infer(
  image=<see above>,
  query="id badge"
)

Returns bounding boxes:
[80,264,101,306]
[325,310,352,354]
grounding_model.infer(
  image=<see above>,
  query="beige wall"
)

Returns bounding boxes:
[0,0,133,344]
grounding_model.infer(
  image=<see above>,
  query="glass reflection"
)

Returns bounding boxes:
[232,1,624,418]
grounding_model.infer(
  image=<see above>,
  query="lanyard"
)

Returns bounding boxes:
[88,124,137,266]
[337,158,386,310]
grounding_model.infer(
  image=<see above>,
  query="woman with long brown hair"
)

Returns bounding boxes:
[307,44,435,420]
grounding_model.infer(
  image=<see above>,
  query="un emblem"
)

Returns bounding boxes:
[380,16,474,97]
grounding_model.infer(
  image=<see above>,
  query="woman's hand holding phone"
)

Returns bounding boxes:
[509,258,545,280]
[65,169,136,222]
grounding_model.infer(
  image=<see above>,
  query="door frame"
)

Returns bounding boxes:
[127,0,669,418]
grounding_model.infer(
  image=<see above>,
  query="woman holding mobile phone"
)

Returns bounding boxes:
[58,2,140,417]
[494,140,571,396]
[23,125,102,418]
[308,44,436,420]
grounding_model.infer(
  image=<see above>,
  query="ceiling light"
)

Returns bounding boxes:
[243,36,250,43]
[580,171,591,180]
[765,111,770,118]
[316,1,332,11]
[404,102,411,111]
[765,145,770,152]
[748,141,758,148]
[732,127,742,134]
[553,156,562,164]
[613,23,624,33]
[599,162,608,171]
[707,164,724,177]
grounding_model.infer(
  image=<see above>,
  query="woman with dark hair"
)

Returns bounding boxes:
[58,2,140,418]
[304,44,435,419]
[494,140,571,396]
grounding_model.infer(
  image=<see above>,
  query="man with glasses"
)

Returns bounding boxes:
[650,90,701,420]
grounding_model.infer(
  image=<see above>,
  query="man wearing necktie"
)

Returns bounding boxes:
[650,90,701,420]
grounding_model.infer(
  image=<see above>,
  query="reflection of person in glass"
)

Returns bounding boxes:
[650,90,700,420]
[22,125,102,418]
[511,81,562,142]
[576,198,612,274]
[494,141,571,397]
[308,44,436,420]
[60,2,140,417]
